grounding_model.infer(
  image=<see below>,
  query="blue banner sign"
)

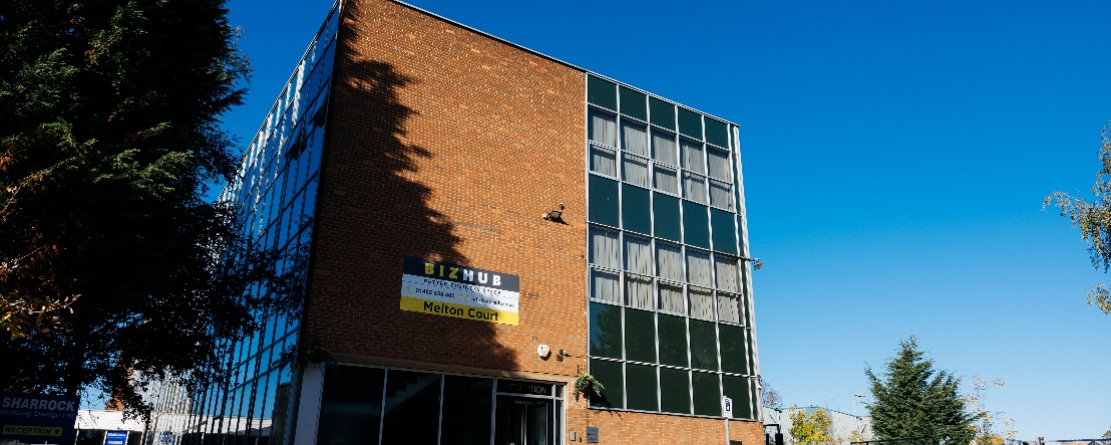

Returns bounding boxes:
[104,430,129,445]
[0,392,81,441]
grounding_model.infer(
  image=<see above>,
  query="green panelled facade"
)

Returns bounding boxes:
[585,75,760,420]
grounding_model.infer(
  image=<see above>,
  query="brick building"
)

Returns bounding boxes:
[146,1,764,444]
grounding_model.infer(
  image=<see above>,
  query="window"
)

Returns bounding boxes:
[588,76,618,110]
[623,153,649,188]
[719,324,749,374]
[624,235,653,275]
[717,292,741,324]
[625,364,658,411]
[622,121,649,156]
[588,175,620,227]
[658,281,684,315]
[589,110,617,147]
[681,140,705,174]
[652,130,677,165]
[654,164,679,195]
[678,108,703,140]
[625,309,656,362]
[683,171,707,204]
[622,184,651,234]
[692,373,722,417]
[705,118,729,148]
[649,97,675,130]
[711,208,737,254]
[707,147,731,181]
[590,359,623,408]
[590,145,617,177]
[381,371,440,445]
[590,268,620,303]
[710,179,733,210]
[659,368,690,414]
[689,320,718,371]
[686,250,712,288]
[619,87,647,121]
[589,227,620,269]
[625,274,653,310]
[590,303,621,358]
[653,193,681,241]
[585,82,755,420]
[689,286,715,321]
[656,242,684,282]
[683,201,710,249]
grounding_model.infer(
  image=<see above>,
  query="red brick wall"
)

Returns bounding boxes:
[303,0,766,442]
[564,407,765,445]
[304,0,587,379]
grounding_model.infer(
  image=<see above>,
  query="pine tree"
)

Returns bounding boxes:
[0,0,297,415]
[865,338,978,445]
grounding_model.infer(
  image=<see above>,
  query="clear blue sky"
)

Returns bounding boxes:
[222,0,1111,440]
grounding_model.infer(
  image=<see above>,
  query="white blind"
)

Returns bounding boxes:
[590,268,619,303]
[623,153,649,188]
[689,286,715,321]
[654,164,679,195]
[625,274,653,310]
[624,235,653,275]
[681,140,705,174]
[715,255,739,292]
[652,130,677,165]
[707,147,731,181]
[622,121,649,157]
[710,179,732,210]
[686,250,713,287]
[590,146,617,177]
[683,171,707,204]
[656,242,684,281]
[658,282,685,314]
[717,292,741,324]
[589,227,620,269]
[589,110,617,147]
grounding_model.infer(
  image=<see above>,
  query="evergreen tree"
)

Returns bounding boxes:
[0,0,296,415]
[865,338,977,445]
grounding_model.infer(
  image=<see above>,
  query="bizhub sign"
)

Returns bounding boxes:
[400,256,520,325]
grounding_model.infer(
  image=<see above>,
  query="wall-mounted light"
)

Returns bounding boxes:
[740,256,763,270]
[542,203,565,222]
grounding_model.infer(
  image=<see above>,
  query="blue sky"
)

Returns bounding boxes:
[222,0,1111,439]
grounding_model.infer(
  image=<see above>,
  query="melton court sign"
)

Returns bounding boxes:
[400,256,520,325]
[0,393,80,441]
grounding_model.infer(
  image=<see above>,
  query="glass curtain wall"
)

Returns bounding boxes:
[585,75,760,420]
[314,365,563,445]
[146,4,341,445]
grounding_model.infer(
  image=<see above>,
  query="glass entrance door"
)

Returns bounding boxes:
[494,396,552,445]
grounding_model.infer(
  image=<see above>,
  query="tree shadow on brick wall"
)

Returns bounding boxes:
[307,0,517,372]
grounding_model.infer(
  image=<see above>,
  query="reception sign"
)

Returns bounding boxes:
[0,392,80,441]
[400,257,520,325]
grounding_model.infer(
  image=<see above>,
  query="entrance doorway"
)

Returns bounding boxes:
[494,396,554,445]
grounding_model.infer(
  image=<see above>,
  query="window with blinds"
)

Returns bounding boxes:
[585,74,758,419]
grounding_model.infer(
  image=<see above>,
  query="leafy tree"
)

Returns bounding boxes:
[788,406,833,444]
[865,338,978,444]
[760,375,784,410]
[1045,124,1111,317]
[0,0,294,416]
[965,376,1016,445]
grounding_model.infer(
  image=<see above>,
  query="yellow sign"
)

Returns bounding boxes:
[400,257,520,325]
[2,425,63,437]
[400,296,519,325]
